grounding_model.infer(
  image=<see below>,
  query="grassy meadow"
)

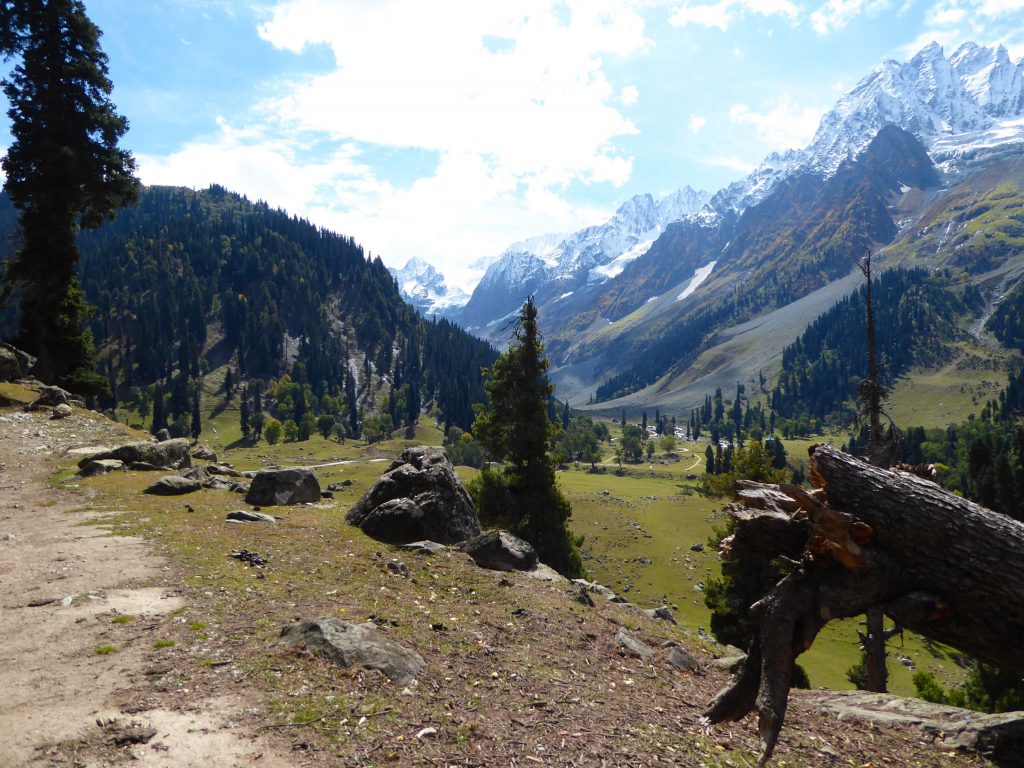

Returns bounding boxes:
[99,371,968,698]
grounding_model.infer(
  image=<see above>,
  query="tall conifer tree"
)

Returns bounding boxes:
[1,0,137,390]
[472,298,583,578]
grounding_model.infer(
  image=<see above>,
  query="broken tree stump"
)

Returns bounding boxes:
[701,444,1024,765]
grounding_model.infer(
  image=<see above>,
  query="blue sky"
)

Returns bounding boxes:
[5,0,1024,288]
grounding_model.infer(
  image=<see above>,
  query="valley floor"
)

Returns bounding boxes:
[0,396,993,767]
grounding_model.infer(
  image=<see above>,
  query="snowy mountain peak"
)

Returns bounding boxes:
[805,41,1024,177]
[388,256,469,318]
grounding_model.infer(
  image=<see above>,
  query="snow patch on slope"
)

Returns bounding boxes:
[676,261,717,302]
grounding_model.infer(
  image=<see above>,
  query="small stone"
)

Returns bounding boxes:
[51,403,73,419]
[415,727,437,739]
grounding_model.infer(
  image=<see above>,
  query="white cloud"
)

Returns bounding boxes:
[257,2,645,187]
[689,115,707,133]
[810,0,891,35]
[669,0,798,30]
[620,84,640,105]
[728,97,824,149]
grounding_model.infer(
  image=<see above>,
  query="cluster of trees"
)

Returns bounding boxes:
[772,268,972,423]
[841,366,1024,523]
[986,275,1024,351]
[67,186,496,433]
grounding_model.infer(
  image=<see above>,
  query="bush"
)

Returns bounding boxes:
[264,418,282,445]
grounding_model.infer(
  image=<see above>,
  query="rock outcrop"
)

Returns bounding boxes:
[346,446,480,545]
[279,617,425,685]
[244,467,321,506]
[804,690,1024,766]
[77,438,192,471]
[144,475,202,495]
[462,530,538,572]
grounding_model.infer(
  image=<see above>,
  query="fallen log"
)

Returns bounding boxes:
[701,444,1024,765]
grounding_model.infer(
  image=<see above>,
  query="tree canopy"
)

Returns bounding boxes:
[1,0,137,389]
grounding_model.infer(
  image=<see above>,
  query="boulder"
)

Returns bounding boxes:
[0,347,21,381]
[463,530,538,572]
[76,459,125,478]
[154,429,171,442]
[226,509,278,523]
[244,467,321,506]
[279,617,425,685]
[207,464,245,478]
[403,540,447,555]
[50,403,73,419]
[666,643,705,675]
[191,444,218,462]
[643,605,678,625]
[0,343,34,379]
[346,445,480,545]
[803,690,1024,766]
[28,384,72,410]
[144,475,202,495]
[615,627,654,661]
[77,438,192,471]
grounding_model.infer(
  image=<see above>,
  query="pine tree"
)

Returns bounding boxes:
[1,0,137,390]
[470,298,583,578]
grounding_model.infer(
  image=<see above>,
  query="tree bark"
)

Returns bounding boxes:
[702,444,1024,764]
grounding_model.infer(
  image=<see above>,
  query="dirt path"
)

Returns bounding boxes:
[0,406,292,767]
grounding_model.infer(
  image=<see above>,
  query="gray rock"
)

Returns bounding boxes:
[643,605,678,625]
[327,480,354,491]
[207,464,245,478]
[78,438,192,471]
[205,476,248,493]
[804,690,1024,766]
[0,343,33,380]
[128,461,173,472]
[571,578,620,602]
[244,467,321,506]
[525,563,568,583]
[50,403,73,419]
[279,617,425,685]
[568,582,595,606]
[355,498,428,543]
[191,444,218,462]
[226,509,278,523]
[0,347,22,381]
[76,459,125,477]
[403,540,447,555]
[615,627,654,661]
[28,384,72,410]
[347,446,480,545]
[154,429,171,442]
[666,643,705,675]
[144,475,202,495]
[462,530,538,572]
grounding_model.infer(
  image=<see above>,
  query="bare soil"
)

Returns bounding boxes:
[0,405,291,767]
[0,399,992,767]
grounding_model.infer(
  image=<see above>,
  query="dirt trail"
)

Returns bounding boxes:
[0,406,292,767]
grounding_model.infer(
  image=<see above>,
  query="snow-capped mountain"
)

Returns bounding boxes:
[807,41,1024,175]
[389,256,470,318]
[399,41,1024,334]
[460,186,710,333]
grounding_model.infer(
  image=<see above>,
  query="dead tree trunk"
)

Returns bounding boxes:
[702,444,1024,764]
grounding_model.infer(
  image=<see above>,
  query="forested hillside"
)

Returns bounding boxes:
[771,268,979,422]
[4,185,496,432]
